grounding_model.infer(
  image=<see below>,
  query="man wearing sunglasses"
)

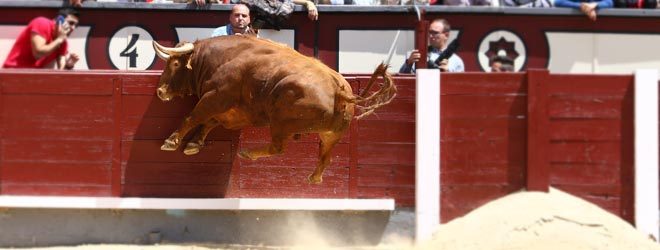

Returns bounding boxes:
[399,18,464,73]
[3,8,80,70]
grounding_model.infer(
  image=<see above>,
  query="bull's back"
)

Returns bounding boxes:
[202,36,355,124]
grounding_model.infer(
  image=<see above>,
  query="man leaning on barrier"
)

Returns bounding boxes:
[189,0,318,21]
[3,7,80,70]
[399,19,464,74]
[211,4,253,36]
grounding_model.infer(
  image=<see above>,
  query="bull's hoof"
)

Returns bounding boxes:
[307,174,323,184]
[183,142,201,155]
[237,150,256,160]
[160,140,178,151]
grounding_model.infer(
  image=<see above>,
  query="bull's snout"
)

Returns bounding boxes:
[156,85,172,101]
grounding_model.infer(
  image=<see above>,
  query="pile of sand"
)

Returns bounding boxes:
[421,188,659,250]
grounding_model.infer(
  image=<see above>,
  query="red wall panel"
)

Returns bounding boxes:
[544,74,635,224]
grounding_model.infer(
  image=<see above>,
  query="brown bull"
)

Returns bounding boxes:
[152,35,396,184]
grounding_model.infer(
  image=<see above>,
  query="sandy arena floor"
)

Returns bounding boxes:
[3,188,658,250]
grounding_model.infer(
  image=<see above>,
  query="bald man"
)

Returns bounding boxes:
[212,4,252,37]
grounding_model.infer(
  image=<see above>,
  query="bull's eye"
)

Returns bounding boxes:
[172,61,180,68]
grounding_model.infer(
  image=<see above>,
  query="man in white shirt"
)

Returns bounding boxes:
[399,18,464,73]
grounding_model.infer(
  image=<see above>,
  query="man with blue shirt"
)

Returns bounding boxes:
[212,4,252,37]
[399,19,464,73]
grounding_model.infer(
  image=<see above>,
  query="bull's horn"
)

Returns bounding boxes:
[153,41,170,61]
[153,41,194,56]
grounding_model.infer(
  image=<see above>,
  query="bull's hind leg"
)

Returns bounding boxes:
[161,90,232,152]
[308,131,343,184]
[183,118,220,155]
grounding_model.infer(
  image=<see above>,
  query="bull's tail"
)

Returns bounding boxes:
[353,63,397,120]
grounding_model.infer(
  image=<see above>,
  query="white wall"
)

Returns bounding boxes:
[174,27,295,48]
[546,32,660,74]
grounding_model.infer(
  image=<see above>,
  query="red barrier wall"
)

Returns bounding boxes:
[0,70,634,224]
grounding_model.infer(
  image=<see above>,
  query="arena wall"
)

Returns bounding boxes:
[2,2,660,74]
[0,70,639,224]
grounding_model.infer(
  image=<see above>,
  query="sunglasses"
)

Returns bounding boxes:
[429,30,448,36]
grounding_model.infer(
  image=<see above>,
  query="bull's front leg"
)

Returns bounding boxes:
[161,89,232,153]
[183,118,220,155]
[161,116,199,151]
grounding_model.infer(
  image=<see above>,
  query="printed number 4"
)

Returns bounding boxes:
[120,34,140,68]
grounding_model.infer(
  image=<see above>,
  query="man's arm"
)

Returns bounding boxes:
[69,0,83,7]
[292,0,318,21]
[56,54,66,70]
[399,62,413,74]
[30,33,66,60]
[399,50,418,73]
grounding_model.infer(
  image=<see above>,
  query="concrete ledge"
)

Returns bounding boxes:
[0,196,395,211]
[0,209,393,247]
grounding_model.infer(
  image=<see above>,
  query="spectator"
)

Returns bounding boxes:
[613,0,656,8]
[490,55,514,72]
[554,0,613,21]
[184,0,221,5]
[436,0,491,6]
[69,0,84,6]
[502,0,552,7]
[318,0,354,4]
[190,0,317,21]
[3,7,80,70]
[400,18,464,73]
[212,4,253,37]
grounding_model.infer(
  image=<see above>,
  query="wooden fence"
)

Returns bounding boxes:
[0,69,635,223]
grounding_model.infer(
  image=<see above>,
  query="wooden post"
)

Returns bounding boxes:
[633,69,659,240]
[112,78,122,196]
[415,68,441,244]
[0,79,3,194]
[349,78,360,198]
[415,11,429,70]
[526,69,550,192]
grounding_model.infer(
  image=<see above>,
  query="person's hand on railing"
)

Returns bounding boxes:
[69,0,83,7]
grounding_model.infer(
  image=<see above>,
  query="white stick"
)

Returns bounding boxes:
[384,30,401,66]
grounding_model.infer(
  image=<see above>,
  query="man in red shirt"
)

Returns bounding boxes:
[3,8,80,70]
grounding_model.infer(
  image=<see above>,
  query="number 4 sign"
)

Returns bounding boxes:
[108,26,155,70]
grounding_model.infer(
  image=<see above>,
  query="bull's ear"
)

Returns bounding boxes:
[186,54,193,70]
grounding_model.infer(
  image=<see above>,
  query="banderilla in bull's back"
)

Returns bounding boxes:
[152,35,396,184]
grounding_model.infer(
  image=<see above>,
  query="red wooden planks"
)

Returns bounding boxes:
[121,140,233,164]
[3,139,112,163]
[2,162,110,185]
[1,72,114,95]
[442,73,527,95]
[358,120,414,143]
[2,95,114,119]
[123,162,231,185]
[527,69,550,192]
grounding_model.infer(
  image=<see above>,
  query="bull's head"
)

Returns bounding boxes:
[152,41,195,101]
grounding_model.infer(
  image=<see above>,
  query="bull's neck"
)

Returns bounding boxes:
[189,50,209,98]
[189,42,221,98]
